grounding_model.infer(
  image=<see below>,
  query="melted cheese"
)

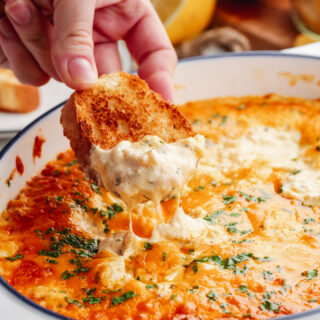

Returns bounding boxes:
[2,94,320,320]
[203,126,301,172]
[90,134,204,209]
[151,207,227,245]
[282,169,320,206]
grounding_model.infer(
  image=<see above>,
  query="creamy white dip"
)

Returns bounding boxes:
[90,135,205,209]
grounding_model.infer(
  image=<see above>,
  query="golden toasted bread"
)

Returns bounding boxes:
[60,72,194,181]
[0,68,39,113]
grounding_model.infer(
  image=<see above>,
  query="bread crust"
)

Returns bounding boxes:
[60,72,194,181]
[0,69,39,113]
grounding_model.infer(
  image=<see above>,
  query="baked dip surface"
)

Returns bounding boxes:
[1,95,320,319]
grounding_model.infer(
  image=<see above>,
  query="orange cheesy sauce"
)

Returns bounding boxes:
[2,94,320,320]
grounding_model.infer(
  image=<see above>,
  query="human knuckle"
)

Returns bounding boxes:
[57,23,93,50]
[24,31,47,48]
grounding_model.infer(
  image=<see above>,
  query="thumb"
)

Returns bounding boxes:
[52,0,97,90]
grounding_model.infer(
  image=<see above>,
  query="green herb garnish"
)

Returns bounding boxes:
[5,253,23,261]
[111,291,136,306]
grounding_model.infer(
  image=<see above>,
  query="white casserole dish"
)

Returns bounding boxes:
[1,47,320,319]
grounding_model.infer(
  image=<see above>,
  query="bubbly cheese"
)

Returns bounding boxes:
[3,95,320,320]
[203,126,301,172]
[96,256,132,290]
[90,134,205,209]
[281,169,320,206]
[151,207,227,245]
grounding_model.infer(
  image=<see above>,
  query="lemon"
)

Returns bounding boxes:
[151,0,216,45]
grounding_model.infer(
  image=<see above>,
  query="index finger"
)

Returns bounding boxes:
[51,0,97,90]
[124,3,177,102]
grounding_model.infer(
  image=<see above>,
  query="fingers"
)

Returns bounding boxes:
[94,41,122,75]
[0,46,10,69]
[0,17,49,85]
[4,0,58,79]
[51,0,97,90]
[124,3,177,101]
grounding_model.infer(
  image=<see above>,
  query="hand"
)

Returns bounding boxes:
[0,0,177,101]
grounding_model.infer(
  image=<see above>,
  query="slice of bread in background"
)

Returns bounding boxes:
[0,68,39,113]
[60,72,194,181]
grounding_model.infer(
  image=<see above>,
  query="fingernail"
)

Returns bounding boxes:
[0,18,16,39]
[6,0,31,25]
[67,57,97,84]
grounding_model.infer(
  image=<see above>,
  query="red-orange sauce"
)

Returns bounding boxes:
[5,168,15,187]
[32,135,45,160]
[15,156,24,175]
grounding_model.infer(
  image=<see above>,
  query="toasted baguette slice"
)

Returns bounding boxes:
[0,68,39,113]
[60,72,194,181]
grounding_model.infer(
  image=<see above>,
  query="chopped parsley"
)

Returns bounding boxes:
[301,270,318,280]
[37,228,99,278]
[234,265,249,275]
[61,265,90,280]
[64,159,78,167]
[83,296,105,304]
[220,303,231,314]
[231,239,254,244]
[238,191,266,203]
[145,284,157,289]
[111,291,137,306]
[230,212,240,217]
[263,291,275,300]
[254,256,272,262]
[238,285,248,292]
[113,203,123,213]
[106,203,123,219]
[162,252,167,261]
[170,294,177,300]
[65,297,84,308]
[53,170,60,176]
[46,258,58,264]
[46,227,55,235]
[191,252,257,274]
[304,218,315,224]
[290,170,301,175]
[223,195,237,204]
[207,290,218,301]
[203,209,225,224]
[144,242,152,250]
[260,300,280,312]
[91,184,102,194]
[221,115,228,126]
[194,185,204,192]
[262,270,273,281]
[189,286,199,293]
[5,253,23,261]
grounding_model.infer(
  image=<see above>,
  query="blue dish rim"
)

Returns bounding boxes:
[1,51,320,320]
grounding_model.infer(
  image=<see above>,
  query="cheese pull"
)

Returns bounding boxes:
[60,72,202,209]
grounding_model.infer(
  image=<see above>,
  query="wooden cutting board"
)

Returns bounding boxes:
[213,0,299,50]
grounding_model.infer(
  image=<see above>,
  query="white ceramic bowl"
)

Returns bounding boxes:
[1,51,320,320]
